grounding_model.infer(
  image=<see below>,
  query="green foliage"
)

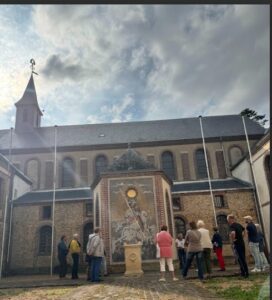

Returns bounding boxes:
[240,108,268,127]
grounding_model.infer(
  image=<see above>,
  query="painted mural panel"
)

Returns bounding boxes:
[109,177,157,263]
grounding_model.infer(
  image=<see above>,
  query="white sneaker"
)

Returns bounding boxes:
[251,268,261,273]
[173,277,179,281]
[159,278,166,282]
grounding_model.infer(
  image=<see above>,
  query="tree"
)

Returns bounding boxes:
[240,108,268,127]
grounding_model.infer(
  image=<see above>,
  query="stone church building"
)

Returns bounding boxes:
[0,73,268,275]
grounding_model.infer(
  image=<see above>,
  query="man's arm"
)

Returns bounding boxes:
[229,230,236,242]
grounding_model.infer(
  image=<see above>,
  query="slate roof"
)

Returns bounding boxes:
[0,115,265,151]
[13,187,92,204]
[171,178,253,193]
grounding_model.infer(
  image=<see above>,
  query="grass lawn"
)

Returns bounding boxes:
[195,274,270,300]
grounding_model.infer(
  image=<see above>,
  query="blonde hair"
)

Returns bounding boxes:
[197,220,205,228]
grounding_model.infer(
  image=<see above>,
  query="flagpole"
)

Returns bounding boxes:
[199,116,218,227]
[50,125,58,276]
[0,128,13,279]
[241,116,266,243]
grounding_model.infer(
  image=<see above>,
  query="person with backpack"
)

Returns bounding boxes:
[69,233,81,279]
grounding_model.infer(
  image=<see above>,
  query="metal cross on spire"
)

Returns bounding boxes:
[30,58,38,75]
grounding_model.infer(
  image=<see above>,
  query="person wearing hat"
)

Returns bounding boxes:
[227,214,249,278]
[69,233,81,279]
[243,216,263,273]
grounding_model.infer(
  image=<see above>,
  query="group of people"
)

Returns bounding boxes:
[57,228,107,282]
[156,214,269,282]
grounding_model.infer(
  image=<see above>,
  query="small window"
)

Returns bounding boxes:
[217,215,229,242]
[86,203,93,217]
[39,225,52,255]
[42,206,52,220]
[214,195,227,208]
[172,197,181,211]
[174,217,186,237]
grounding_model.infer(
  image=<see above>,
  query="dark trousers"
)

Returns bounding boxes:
[177,248,186,269]
[182,251,204,280]
[202,248,212,274]
[233,243,249,277]
[71,253,79,279]
[87,255,93,280]
[58,255,67,278]
[91,256,102,282]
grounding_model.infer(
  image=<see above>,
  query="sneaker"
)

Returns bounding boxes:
[159,278,166,282]
[251,268,261,273]
[173,277,178,281]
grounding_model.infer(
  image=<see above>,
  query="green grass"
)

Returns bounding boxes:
[201,274,270,300]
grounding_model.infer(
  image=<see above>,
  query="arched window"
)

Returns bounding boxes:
[161,151,175,180]
[83,222,93,252]
[165,191,173,237]
[95,155,108,176]
[229,146,243,166]
[39,225,52,255]
[26,159,39,190]
[264,155,270,188]
[195,149,208,179]
[174,217,186,237]
[217,214,229,242]
[61,157,75,188]
[95,195,100,227]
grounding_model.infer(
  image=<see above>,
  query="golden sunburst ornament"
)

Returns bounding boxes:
[126,188,137,198]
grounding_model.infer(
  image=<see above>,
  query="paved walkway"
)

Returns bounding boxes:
[0,265,265,300]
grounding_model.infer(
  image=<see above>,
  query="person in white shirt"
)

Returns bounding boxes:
[175,233,186,270]
[197,220,213,277]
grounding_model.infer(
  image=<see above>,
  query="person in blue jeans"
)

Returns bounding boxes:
[88,228,104,283]
[182,221,204,281]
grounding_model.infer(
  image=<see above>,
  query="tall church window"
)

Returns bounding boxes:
[39,225,52,255]
[195,149,208,179]
[217,214,229,242]
[95,155,108,177]
[229,146,243,166]
[61,157,75,188]
[161,151,176,180]
[25,159,40,190]
[174,217,186,237]
[83,222,93,253]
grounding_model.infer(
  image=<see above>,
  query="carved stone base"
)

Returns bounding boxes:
[124,242,143,276]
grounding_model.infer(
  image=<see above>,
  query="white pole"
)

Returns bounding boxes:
[0,128,13,279]
[199,116,218,227]
[50,125,58,276]
[241,117,265,237]
[6,128,14,266]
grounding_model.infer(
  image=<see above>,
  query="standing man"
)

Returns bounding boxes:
[57,235,68,278]
[243,216,263,272]
[69,233,81,279]
[227,214,249,278]
[86,231,96,281]
[88,228,104,283]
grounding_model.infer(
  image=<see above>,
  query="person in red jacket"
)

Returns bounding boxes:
[156,225,178,282]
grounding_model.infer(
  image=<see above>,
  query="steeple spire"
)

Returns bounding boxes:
[14,60,43,132]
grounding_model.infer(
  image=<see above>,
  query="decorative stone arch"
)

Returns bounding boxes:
[160,150,177,180]
[194,148,213,179]
[216,212,229,243]
[174,215,188,237]
[93,154,109,178]
[82,221,94,253]
[228,144,244,167]
[60,156,75,188]
[24,157,41,190]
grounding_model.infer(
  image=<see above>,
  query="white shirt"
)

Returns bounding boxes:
[175,238,185,248]
[198,228,213,249]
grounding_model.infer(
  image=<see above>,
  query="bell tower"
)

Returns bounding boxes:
[15,59,43,132]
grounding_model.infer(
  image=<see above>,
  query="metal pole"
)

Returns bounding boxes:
[6,128,14,266]
[50,125,58,276]
[0,128,13,279]
[199,116,218,227]
[241,116,267,246]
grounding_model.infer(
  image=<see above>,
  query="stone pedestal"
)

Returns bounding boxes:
[124,242,143,276]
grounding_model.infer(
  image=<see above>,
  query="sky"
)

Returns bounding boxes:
[0,5,269,129]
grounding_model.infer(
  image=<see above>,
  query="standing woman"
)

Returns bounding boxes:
[175,233,186,270]
[57,235,68,278]
[156,225,178,282]
[182,221,204,281]
[69,233,81,279]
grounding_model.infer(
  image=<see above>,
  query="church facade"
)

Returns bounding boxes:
[0,74,267,275]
